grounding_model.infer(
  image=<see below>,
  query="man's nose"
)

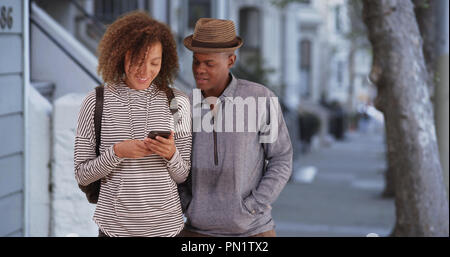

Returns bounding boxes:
[194,64,206,74]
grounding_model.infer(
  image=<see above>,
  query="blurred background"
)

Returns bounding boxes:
[0,0,448,237]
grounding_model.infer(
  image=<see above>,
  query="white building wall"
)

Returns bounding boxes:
[229,0,284,95]
[283,7,301,110]
[27,86,52,237]
[320,0,351,105]
[215,0,229,19]
[0,0,26,237]
[51,93,97,237]
[151,0,167,23]
[261,4,282,94]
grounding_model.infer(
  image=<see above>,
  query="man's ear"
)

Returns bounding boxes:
[227,54,236,69]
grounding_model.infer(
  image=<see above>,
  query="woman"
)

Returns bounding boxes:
[74,11,192,237]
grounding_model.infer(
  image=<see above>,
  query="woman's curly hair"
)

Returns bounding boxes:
[97,11,178,92]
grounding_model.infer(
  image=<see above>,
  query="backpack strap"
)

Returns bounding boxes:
[78,85,103,204]
[165,87,178,113]
[94,85,104,157]
[165,87,181,125]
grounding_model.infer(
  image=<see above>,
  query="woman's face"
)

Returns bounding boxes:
[124,41,162,90]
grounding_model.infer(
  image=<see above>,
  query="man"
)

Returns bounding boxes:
[178,18,292,237]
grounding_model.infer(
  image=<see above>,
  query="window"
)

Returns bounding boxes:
[300,39,312,98]
[300,40,311,69]
[238,7,261,69]
[335,5,342,32]
[188,0,211,29]
[94,0,147,24]
[337,61,344,87]
[239,8,260,50]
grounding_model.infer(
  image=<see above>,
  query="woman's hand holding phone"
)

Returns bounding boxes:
[144,131,176,161]
[113,140,154,159]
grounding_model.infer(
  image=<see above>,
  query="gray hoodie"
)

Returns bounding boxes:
[179,74,293,236]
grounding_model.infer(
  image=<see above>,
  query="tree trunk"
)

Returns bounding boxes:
[379,0,441,201]
[382,130,396,198]
[413,0,439,98]
[433,0,450,200]
[362,0,449,236]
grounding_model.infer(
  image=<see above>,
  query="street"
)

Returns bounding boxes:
[272,131,396,237]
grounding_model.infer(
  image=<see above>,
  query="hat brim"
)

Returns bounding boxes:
[183,35,244,53]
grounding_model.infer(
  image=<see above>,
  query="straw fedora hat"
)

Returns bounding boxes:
[183,18,244,53]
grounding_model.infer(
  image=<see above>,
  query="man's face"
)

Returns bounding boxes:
[192,52,235,94]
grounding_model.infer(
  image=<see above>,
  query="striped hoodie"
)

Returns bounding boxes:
[74,82,192,237]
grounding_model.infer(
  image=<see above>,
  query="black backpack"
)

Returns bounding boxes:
[78,85,179,204]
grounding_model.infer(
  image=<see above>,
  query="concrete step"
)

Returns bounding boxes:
[31,81,55,102]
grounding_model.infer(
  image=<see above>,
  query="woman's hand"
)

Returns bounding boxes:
[113,140,153,159]
[144,131,176,160]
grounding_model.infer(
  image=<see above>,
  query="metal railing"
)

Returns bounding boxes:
[32,0,195,90]
[30,5,102,85]
[68,0,106,40]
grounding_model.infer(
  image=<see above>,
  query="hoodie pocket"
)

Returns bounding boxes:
[242,196,257,217]
[114,174,173,218]
[242,193,270,217]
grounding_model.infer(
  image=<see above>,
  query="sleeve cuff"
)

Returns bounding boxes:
[109,144,125,163]
[166,148,181,165]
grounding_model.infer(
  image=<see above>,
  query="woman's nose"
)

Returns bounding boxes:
[137,65,152,77]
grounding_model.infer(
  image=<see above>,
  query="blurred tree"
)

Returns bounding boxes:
[232,51,278,95]
[362,0,449,236]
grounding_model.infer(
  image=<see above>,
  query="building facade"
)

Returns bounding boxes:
[0,0,28,237]
[0,0,381,236]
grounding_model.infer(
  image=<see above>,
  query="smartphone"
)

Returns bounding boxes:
[147,130,171,139]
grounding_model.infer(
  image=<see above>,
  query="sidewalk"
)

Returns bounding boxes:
[272,131,396,237]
